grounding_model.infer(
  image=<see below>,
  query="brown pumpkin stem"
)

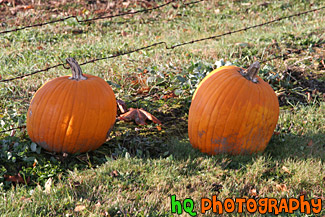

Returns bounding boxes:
[243,61,260,83]
[66,57,87,81]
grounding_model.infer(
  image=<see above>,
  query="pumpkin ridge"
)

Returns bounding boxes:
[79,79,98,152]
[204,71,244,154]
[215,75,250,154]
[70,80,91,153]
[35,79,69,149]
[87,79,106,152]
[190,70,233,152]
[231,81,255,154]
[197,71,236,154]
[50,80,76,152]
[61,81,78,153]
[240,80,263,154]
[27,79,61,143]
[188,70,228,148]
[252,80,269,153]
[255,80,278,152]
[95,79,117,141]
[39,78,68,151]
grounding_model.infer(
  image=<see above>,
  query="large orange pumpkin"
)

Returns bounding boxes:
[188,62,279,155]
[27,58,117,153]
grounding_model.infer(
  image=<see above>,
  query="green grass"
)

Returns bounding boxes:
[0,0,324,216]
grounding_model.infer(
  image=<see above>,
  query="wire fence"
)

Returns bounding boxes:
[0,0,203,35]
[0,5,324,134]
[0,6,323,83]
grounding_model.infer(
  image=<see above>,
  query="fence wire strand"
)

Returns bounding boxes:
[0,0,204,35]
[1,6,323,83]
[0,126,26,134]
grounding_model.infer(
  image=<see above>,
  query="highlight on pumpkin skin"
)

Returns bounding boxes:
[26,57,117,154]
[188,62,279,155]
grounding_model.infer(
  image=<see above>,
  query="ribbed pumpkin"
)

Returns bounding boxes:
[188,62,279,155]
[26,58,117,153]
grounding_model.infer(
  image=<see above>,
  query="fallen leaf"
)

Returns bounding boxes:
[4,173,30,185]
[117,99,128,114]
[249,188,258,197]
[281,166,290,174]
[44,178,52,194]
[10,129,16,137]
[20,196,32,203]
[137,86,150,94]
[23,5,34,10]
[162,91,177,100]
[74,205,86,212]
[118,108,161,125]
[10,5,34,15]
[111,170,119,177]
[276,184,288,192]
[95,201,101,208]
[121,30,127,37]
[307,140,313,146]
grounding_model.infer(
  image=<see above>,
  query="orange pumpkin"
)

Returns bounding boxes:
[26,58,117,153]
[188,62,279,155]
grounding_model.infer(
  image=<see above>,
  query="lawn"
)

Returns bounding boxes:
[0,0,324,216]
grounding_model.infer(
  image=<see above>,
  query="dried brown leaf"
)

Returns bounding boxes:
[4,173,30,184]
[111,170,119,177]
[139,109,161,124]
[116,99,128,114]
[137,86,150,94]
[281,166,290,174]
[121,30,127,37]
[276,184,288,192]
[118,108,161,125]
[162,91,177,100]
[44,178,52,194]
[74,205,86,212]
[307,140,313,146]
[249,188,258,197]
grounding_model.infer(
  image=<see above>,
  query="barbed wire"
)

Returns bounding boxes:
[0,63,65,82]
[168,6,325,49]
[0,126,26,134]
[1,6,323,83]
[0,0,204,35]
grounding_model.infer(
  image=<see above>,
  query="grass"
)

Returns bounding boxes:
[0,0,324,216]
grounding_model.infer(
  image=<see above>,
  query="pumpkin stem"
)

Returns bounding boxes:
[243,61,260,83]
[66,57,87,81]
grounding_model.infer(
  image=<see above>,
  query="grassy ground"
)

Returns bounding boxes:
[0,0,324,216]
